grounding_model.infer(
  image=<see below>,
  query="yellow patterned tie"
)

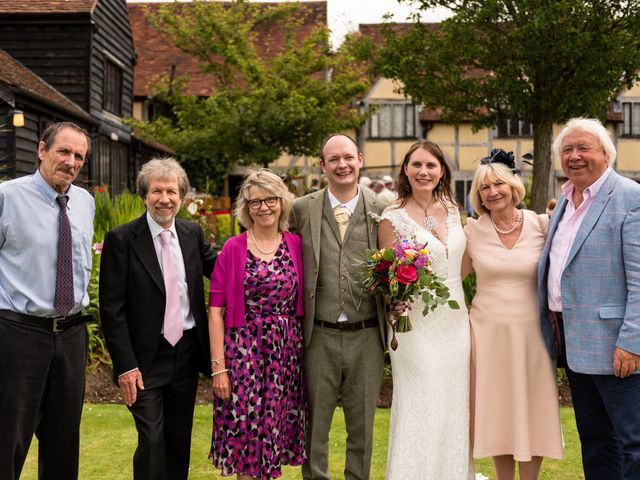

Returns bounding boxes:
[333,205,351,241]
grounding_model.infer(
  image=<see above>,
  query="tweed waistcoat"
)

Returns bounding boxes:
[314,193,377,323]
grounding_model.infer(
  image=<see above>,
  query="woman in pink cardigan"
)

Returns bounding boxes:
[208,169,305,480]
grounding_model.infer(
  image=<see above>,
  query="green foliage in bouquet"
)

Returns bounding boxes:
[361,237,459,350]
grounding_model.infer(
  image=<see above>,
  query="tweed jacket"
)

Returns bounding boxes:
[537,171,640,374]
[290,187,386,348]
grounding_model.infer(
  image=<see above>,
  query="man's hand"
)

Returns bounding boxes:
[613,347,640,378]
[118,369,144,406]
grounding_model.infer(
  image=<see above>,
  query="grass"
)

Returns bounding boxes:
[21,406,583,479]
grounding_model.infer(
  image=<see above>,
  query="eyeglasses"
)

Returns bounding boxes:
[248,196,280,210]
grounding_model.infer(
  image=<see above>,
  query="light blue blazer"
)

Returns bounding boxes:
[538,170,640,374]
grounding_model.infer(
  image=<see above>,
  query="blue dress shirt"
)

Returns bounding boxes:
[0,170,95,316]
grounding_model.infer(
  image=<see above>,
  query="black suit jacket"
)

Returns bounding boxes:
[99,214,216,383]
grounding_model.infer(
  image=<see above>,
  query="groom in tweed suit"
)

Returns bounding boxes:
[538,118,640,480]
[290,134,386,480]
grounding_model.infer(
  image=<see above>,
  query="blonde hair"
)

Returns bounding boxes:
[470,162,526,216]
[235,169,294,232]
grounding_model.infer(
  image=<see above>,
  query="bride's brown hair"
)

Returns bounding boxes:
[395,140,455,209]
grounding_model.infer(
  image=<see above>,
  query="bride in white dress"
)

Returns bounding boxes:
[378,140,474,480]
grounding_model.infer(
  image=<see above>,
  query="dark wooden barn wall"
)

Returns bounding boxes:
[91,0,135,124]
[0,17,92,111]
[0,106,12,180]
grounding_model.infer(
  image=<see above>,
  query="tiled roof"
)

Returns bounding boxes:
[128,1,327,97]
[0,0,97,14]
[358,22,422,45]
[0,50,93,122]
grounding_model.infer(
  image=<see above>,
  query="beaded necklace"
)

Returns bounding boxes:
[490,210,522,235]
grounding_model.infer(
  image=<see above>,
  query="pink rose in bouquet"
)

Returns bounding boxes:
[396,264,417,284]
[360,236,459,350]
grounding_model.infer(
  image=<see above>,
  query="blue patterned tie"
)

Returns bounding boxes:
[54,195,74,316]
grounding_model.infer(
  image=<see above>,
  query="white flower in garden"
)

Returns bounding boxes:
[187,202,198,215]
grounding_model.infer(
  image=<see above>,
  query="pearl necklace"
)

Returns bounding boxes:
[490,210,522,235]
[412,196,438,230]
[249,228,281,255]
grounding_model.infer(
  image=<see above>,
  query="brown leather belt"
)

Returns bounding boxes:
[313,318,378,331]
[0,309,92,333]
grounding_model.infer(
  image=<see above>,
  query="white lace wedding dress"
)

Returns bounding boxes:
[382,206,474,480]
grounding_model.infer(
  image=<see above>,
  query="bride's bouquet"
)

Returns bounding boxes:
[360,237,458,350]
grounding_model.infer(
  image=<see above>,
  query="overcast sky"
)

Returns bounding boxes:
[126,0,451,46]
[326,1,450,46]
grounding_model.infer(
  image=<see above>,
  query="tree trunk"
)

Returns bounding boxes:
[530,118,553,213]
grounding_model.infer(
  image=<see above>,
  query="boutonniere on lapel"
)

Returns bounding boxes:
[366,210,382,234]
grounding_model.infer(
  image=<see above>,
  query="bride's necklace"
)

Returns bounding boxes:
[249,228,281,255]
[490,210,522,235]
[412,196,438,230]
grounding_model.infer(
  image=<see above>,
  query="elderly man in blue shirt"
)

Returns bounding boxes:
[0,122,95,480]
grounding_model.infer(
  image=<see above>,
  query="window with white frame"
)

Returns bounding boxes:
[622,102,640,136]
[496,118,532,137]
[369,103,416,139]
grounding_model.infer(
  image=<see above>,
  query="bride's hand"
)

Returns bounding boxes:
[390,300,408,317]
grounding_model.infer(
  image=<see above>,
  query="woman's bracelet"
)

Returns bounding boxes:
[211,368,229,378]
[211,356,225,365]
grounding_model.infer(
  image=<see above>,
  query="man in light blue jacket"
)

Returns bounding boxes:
[538,117,640,480]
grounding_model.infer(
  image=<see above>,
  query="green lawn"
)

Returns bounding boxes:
[22,405,583,479]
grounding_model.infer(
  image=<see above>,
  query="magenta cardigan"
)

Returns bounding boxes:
[209,231,304,327]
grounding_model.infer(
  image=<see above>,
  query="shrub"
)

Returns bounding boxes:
[462,273,476,307]
[93,187,145,243]
[88,188,145,367]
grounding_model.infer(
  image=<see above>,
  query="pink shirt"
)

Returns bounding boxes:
[547,168,612,311]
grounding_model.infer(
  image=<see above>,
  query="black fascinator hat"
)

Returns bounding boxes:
[480,148,534,175]
[480,148,521,174]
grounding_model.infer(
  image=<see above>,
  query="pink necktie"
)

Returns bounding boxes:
[160,230,182,346]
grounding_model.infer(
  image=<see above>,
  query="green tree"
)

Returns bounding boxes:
[130,0,370,192]
[374,1,640,212]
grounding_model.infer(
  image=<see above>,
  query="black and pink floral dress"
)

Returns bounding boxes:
[209,241,306,479]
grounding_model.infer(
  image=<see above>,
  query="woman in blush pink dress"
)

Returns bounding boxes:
[462,149,563,480]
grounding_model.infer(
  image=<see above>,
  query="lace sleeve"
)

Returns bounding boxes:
[381,207,416,239]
